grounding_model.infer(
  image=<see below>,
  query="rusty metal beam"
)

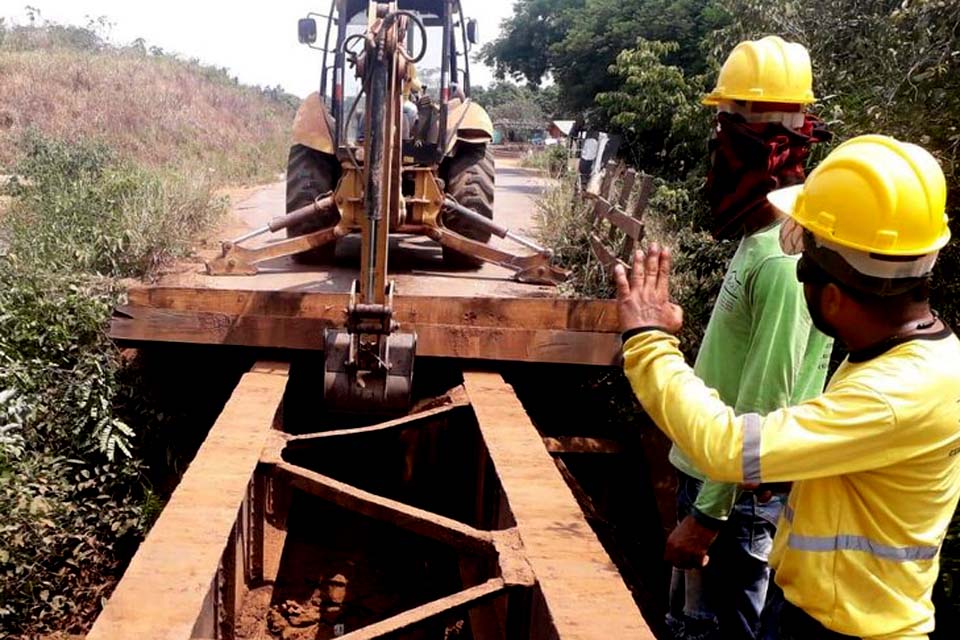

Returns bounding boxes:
[86,362,290,640]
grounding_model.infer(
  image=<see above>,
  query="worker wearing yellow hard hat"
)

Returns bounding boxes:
[614,134,958,639]
[703,36,816,106]
[665,35,833,640]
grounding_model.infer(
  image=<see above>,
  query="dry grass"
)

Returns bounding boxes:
[0,46,295,184]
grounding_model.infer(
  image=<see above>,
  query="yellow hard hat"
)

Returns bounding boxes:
[703,36,815,106]
[768,135,950,256]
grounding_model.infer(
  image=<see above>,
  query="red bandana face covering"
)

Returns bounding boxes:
[706,112,831,240]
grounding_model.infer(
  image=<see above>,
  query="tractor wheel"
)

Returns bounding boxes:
[441,144,495,269]
[285,144,341,264]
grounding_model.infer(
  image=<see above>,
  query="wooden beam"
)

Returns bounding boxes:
[111,307,622,366]
[273,461,494,554]
[593,199,645,240]
[336,578,507,640]
[463,372,656,639]
[286,400,469,445]
[124,287,619,332]
[543,436,624,455]
[589,233,628,272]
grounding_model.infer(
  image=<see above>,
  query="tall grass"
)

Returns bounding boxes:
[535,173,733,360]
[0,25,296,184]
[3,133,224,279]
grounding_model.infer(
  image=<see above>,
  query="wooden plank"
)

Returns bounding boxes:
[543,436,624,455]
[617,170,637,211]
[632,174,654,219]
[595,201,644,240]
[87,362,290,640]
[623,174,653,259]
[274,461,493,554]
[110,308,623,366]
[589,233,628,273]
[336,578,507,640]
[464,372,656,639]
[124,287,619,333]
[588,164,617,212]
[609,170,638,245]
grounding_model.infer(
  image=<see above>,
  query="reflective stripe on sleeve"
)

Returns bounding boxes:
[787,533,939,562]
[742,412,762,484]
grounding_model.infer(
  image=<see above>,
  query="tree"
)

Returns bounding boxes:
[478,0,583,87]
[482,0,726,113]
[471,81,563,120]
[596,40,708,177]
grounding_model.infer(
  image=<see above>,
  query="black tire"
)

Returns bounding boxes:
[441,144,495,269]
[285,144,341,264]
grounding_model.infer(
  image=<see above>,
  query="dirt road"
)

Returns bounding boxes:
[163,158,556,298]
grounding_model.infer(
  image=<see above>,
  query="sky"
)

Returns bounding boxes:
[1,0,516,97]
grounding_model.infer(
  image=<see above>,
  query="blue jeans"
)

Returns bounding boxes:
[760,580,860,640]
[668,472,783,640]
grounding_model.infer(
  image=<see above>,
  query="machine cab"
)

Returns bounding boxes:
[300,0,480,161]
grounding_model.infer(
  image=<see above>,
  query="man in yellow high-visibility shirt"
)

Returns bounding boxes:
[614,135,960,639]
[666,35,833,640]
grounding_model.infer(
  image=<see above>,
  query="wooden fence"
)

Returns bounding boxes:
[584,161,654,271]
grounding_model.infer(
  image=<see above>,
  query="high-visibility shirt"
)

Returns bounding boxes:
[669,221,832,521]
[623,327,960,639]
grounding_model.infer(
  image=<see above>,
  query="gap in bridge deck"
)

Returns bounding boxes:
[237,359,518,640]
[280,358,509,530]
[236,493,498,640]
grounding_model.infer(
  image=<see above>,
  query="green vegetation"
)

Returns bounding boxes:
[4,133,222,277]
[496,0,960,628]
[0,15,295,636]
[471,81,561,124]
[520,145,571,176]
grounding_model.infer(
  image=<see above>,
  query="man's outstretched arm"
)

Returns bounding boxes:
[614,247,897,484]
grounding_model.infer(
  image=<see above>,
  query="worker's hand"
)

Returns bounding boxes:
[665,515,718,569]
[613,244,683,334]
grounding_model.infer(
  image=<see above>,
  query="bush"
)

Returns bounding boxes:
[0,264,153,636]
[2,132,224,279]
[536,173,732,361]
[522,145,572,176]
[0,133,229,636]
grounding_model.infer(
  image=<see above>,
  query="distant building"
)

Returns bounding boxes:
[547,120,576,141]
[492,119,546,144]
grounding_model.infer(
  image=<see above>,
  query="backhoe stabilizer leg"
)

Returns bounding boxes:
[206,224,344,275]
[425,227,568,286]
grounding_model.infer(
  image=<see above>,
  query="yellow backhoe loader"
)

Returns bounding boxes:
[206,0,566,412]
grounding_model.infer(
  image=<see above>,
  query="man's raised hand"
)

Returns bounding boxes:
[613,244,684,335]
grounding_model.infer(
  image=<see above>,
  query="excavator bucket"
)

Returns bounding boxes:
[323,329,416,414]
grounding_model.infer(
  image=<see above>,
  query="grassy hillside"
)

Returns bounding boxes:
[0,20,297,183]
